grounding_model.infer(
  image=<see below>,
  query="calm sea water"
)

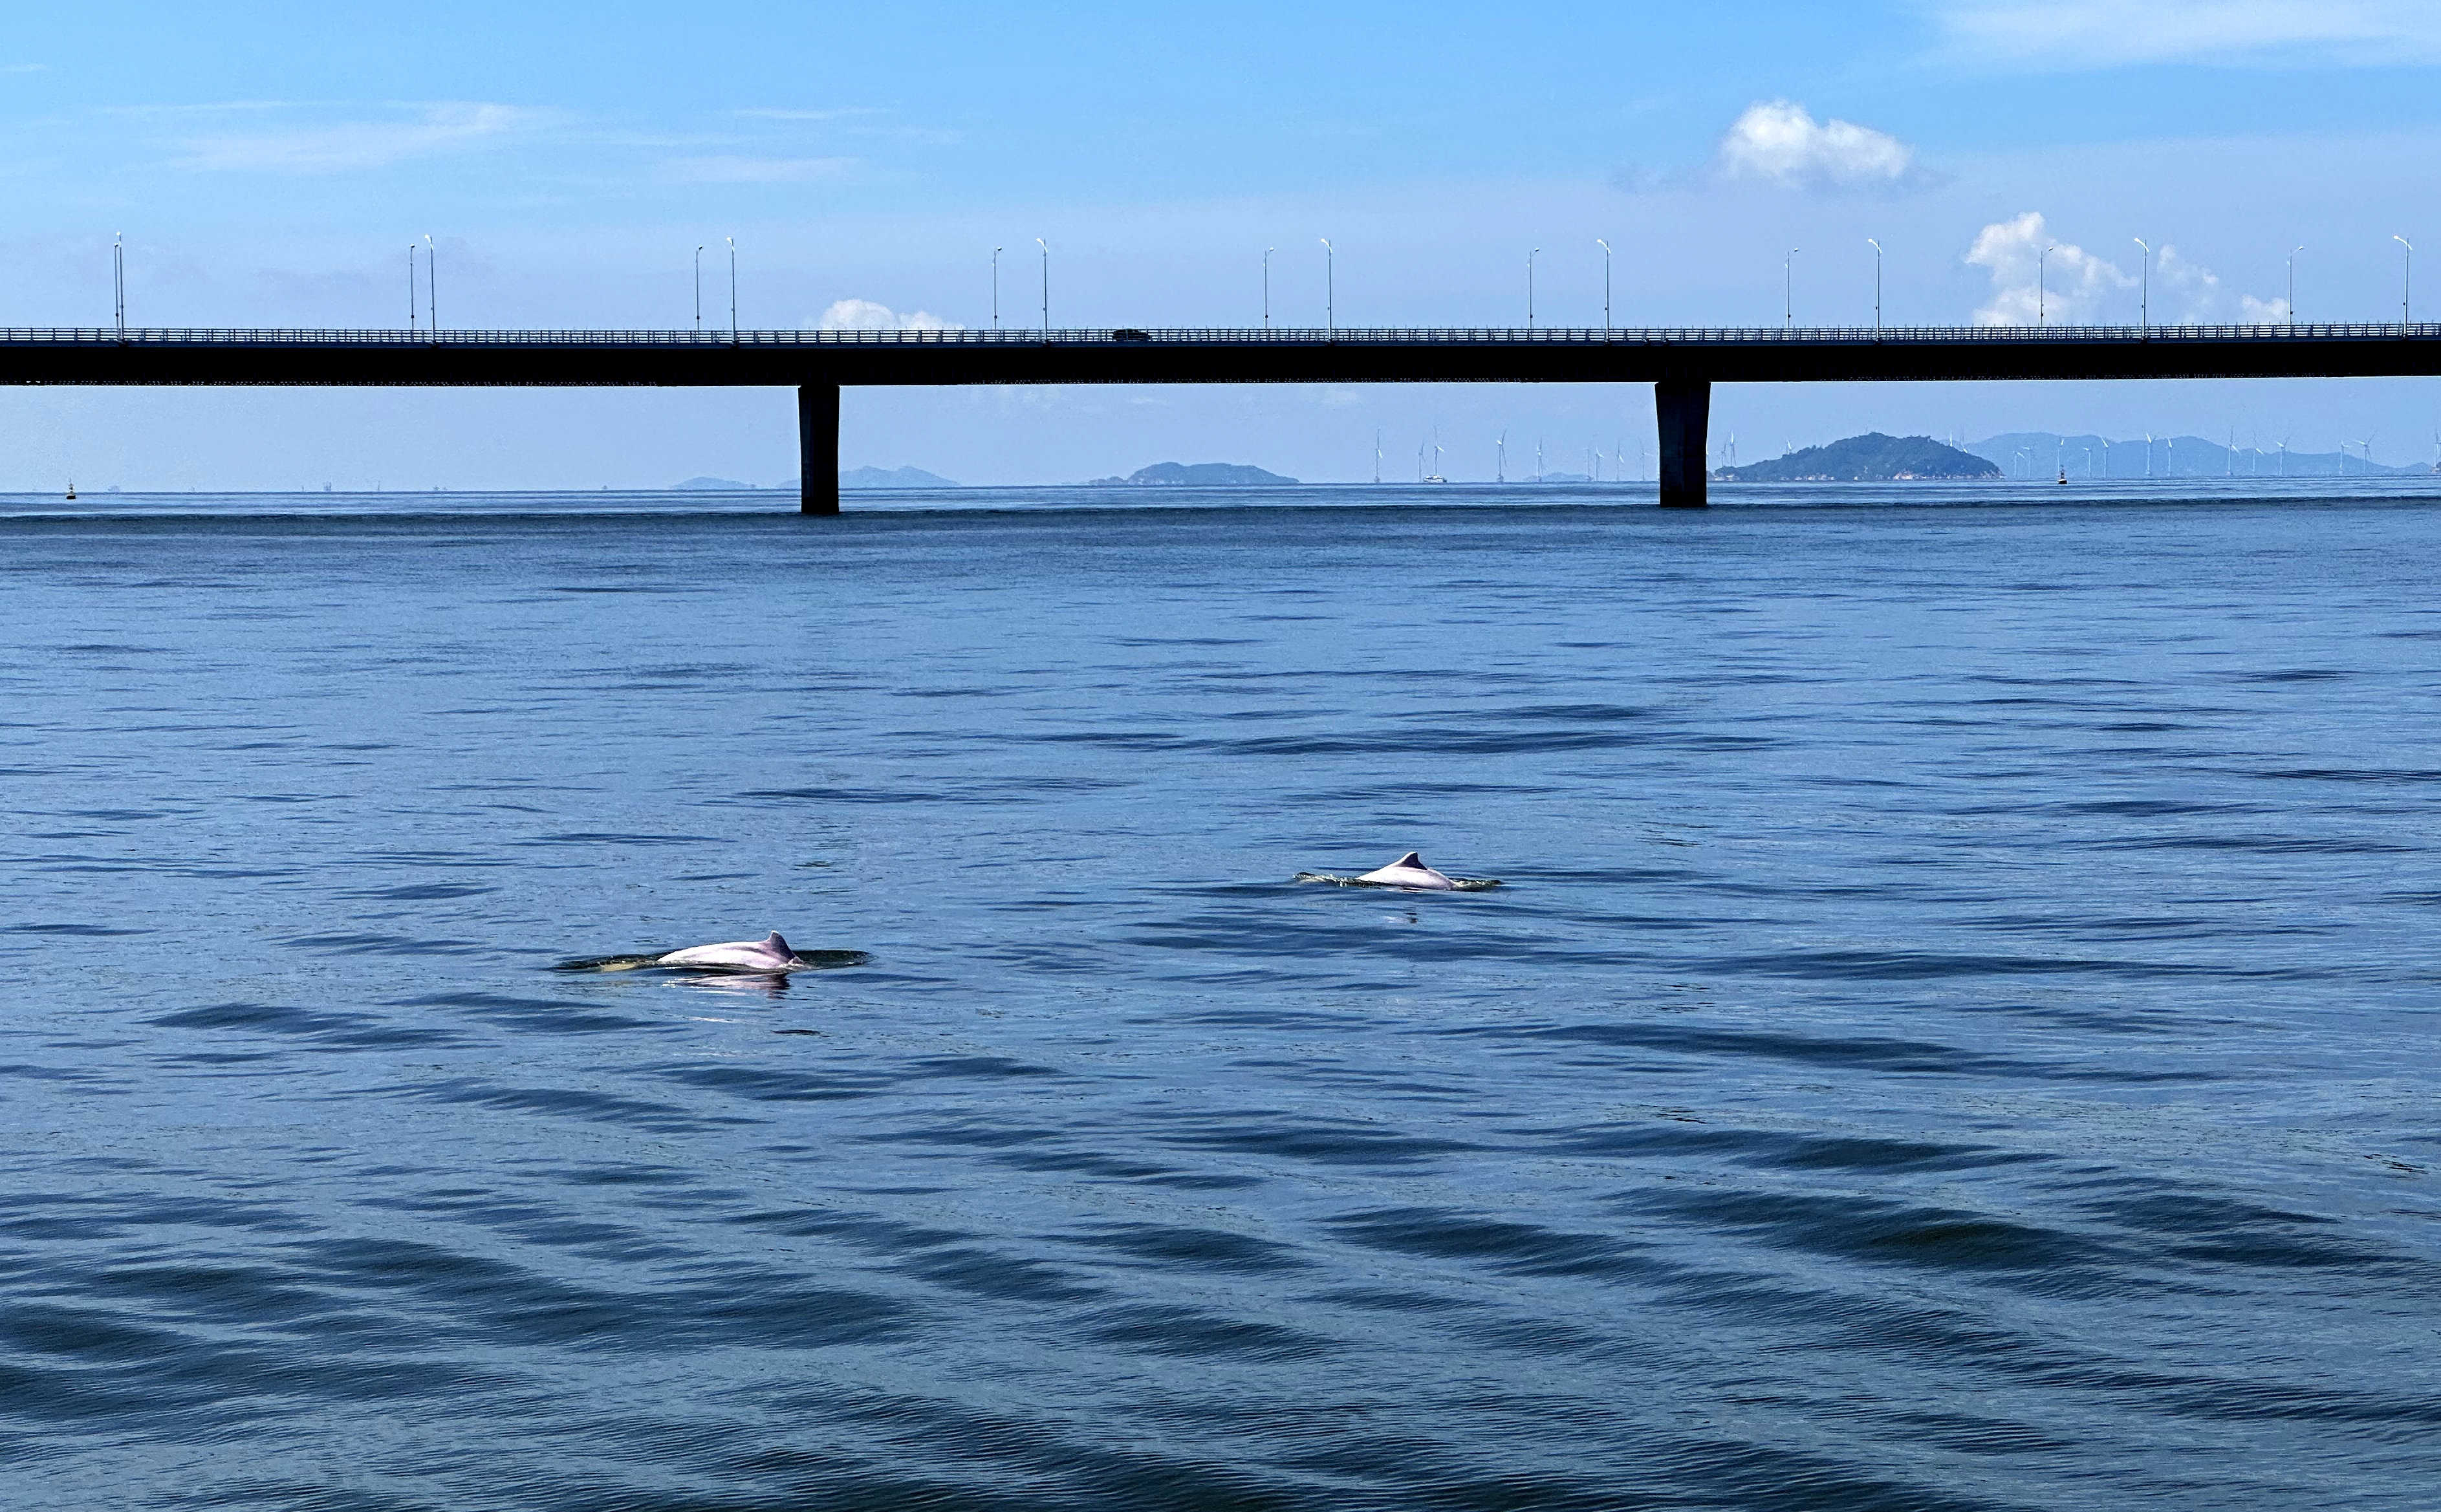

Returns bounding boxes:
[3,482,2438,1510]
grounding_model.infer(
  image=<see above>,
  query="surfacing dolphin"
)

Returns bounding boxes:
[660,931,804,973]
[555,931,869,975]
[1296,852,1502,891]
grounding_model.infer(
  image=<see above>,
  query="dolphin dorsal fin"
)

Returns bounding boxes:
[764,931,792,957]
[1395,852,1425,869]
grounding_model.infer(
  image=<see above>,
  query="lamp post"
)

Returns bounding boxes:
[992,247,1002,329]
[1320,239,1334,335]
[1036,239,1049,337]
[1526,248,1539,329]
[425,234,437,332]
[2132,238,2150,334]
[2039,243,2053,325]
[694,245,704,331]
[1784,247,1799,329]
[2394,235,2413,324]
[407,244,417,330]
[726,237,737,340]
[1263,246,1274,329]
[1595,239,1612,337]
[1866,238,1882,331]
[2287,245,2303,332]
[113,233,124,333]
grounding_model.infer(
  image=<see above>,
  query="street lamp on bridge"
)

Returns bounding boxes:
[1527,248,1539,329]
[2132,238,2151,334]
[1865,239,1882,332]
[2394,235,2413,324]
[1321,239,1334,336]
[1595,239,1612,337]
[1783,248,1799,329]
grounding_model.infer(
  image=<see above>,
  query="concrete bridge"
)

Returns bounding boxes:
[5,321,2436,509]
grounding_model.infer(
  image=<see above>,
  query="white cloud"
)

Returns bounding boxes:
[1964,212,2135,324]
[2153,244,2224,320]
[1715,100,1921,191]
[1965,212,2280,325]
[166,102,552,173]
[816,299,960,332]
[1929,1,2441,68]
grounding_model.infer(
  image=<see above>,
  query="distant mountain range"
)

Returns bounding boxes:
[1716,433,1997,482]
[838,466,958,489]
[1087,461,1299,486]
[691,468,958,490]
[1968,433,2430,479]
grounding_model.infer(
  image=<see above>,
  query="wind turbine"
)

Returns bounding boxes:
[2144,432,2153,478]
[1495,429,1507,483]
[2431,433,2439,474]
[2356,434,2376,474]
[1373,428,1382,484]
[2279,433,2291,476]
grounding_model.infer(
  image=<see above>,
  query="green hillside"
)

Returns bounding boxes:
[1715,433,2001,482]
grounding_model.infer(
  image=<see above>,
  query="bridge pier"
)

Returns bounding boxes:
[799,383,840,515]
[1655,378,1709,508]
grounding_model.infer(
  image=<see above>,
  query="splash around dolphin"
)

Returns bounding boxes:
[554,931,871,975]
[1296,852,1502,891]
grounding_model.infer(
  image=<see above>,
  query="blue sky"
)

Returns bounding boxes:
[4,1,2438,486]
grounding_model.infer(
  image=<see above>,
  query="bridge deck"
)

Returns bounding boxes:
[3,323,2437,385]
[7,324,2434,512]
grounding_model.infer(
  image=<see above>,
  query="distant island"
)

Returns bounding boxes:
[1714,433,1999,482]
[1088,461,1298,486]
[1968,432,2429,479]
[672,475,755,490]
[840,465,958,490]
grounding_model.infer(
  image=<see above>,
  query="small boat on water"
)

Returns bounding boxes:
[65,480,75,500]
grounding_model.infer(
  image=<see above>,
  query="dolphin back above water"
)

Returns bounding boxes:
[1359,852,1458,890]
[554,931,869,975]
[1296,852,1502,891]
[658,931,803,973]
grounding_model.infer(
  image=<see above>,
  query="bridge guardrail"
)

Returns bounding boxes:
[1,323,2435,347]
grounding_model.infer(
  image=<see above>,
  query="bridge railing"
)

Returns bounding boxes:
[0,322,2436,347]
